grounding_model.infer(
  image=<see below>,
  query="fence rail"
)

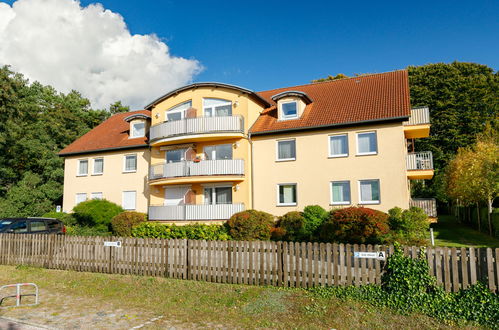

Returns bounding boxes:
[149,203,245,221]
[150,159,245,180]
[406,151,433,170]
[0,234,498,292]
[150,115,244,141]
[404,107,430,126]
[410,198,437,217]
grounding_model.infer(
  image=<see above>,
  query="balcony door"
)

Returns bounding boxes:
[166,101,191,121]
[204,144,232,160]
[203,98,232,117]
[204,186,233,205]
[166,149,187,163]
[164,186,190,206]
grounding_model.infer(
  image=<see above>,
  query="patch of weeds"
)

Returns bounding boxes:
[242,290,290,315]
[303,301,328,316]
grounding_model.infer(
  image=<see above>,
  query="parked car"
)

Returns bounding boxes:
[0,218,65,234]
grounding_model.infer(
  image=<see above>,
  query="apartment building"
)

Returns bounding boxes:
[60,70,436,222]
[59,110,151,213]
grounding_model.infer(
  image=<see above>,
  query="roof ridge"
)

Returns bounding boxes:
[257,69,407,94]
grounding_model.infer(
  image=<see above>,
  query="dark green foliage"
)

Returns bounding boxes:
[319,207,390,244]
[226,209,275,241]
[310,245,499,328]
[302,205,329,238]
[111,211,147,237]
[66,225,111,237]
[387,207,429,245]
[131,222,230,240]
[0,66,110,215]
[408,62,499,201]
[277,211,307,241]
[42,211,76,226]
[72,199,123,232]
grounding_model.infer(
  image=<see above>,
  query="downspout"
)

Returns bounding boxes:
[248,132,254,210]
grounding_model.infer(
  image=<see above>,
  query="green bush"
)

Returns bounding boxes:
[65,225,111,236]
[387,207,429,245]
[72,199,123,232]
[277,211,307,241]
[302,205,329,238]
[42,211,76,226]
[319,206,390,244]
[309,245,499,328]
[111,211,147,237]
[131,222,230,240]
[226,210,275,241]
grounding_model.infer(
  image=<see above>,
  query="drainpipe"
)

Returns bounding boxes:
[248,132,254,210]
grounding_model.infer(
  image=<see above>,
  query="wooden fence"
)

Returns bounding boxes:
[0,234,498,292]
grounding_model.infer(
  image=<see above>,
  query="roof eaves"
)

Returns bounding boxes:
[58,144,148,157]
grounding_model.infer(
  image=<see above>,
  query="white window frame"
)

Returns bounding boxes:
[276,183,297,206]
[123,154,137,173]
[130,121,145,138]
[203,98,232,117]
[122,191,137,210]
[328,134,349,158]
[280,101,299,120]
[77,159,88,176]
[358,179,381,205]
[91,192,103,200]
[75,193,87,205]
[276,139,296,161]
[356,131,378,156]
[330,181,351,205]
[165,101,191,121]
[203,184,233,205]
[92,157,104,175]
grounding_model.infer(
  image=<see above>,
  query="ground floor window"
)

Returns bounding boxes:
[277,184,297,206]
[122,191,136,210]
[204,186,232,205]
[331,181,351,205]
[75,193,87,205]
[359,179,380,204]
[91,192,103,200]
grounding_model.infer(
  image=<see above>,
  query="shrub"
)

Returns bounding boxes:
[131,222,230,240]
[42,211,76,226]
[72,199,123,232]
[319,206,389,244]
[270,226,286,241]
[302,205,329,239]
[65,225,111,236]
[388,207,429,245]
[277,211,307,241]
[226,210,275,241]
[111,211,147,237]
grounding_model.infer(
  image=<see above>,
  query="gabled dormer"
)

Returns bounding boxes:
[271,91,312,121]
[124,112,151,139]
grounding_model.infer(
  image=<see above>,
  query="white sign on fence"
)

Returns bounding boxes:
[354,251,385,260]
[103,241,122,248]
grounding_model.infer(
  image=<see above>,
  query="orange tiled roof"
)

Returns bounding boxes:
[251,70,411,134]
[59,110,150,156]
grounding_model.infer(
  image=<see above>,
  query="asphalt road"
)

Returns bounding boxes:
[0,317,46,330]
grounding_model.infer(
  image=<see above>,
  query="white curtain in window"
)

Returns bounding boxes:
[79,160,88,175]
[94,159,104,174]
[278,140,296,159]
[332,182,350,203]
[204,188,213,205]
[215,187,232,204]
[358,133,377,154]
[330,135,347,156]
[75,193,87,205]
[125,155,137,171]
[280,185,296,204]
[360,180,380,202]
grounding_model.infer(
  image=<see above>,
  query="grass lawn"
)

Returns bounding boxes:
[431,215,499,248]
[0,265,474,329]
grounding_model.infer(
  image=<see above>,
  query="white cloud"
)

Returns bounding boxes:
[0,0,201,109]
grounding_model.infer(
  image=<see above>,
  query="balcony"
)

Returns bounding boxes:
[410,198,437,219]
[149,203,245,221]
[406,151,434,179]
[403,107,431,139]
[149,159,245,185]
[149,115,244,146]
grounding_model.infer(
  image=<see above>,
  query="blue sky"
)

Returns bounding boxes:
[74,0,497,91]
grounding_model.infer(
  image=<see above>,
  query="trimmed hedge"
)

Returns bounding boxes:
[72,199,123,232]
[131,222,230,241]
[42,211,76,226]
[111,211,147,237]
[226,210,275,241]
[277,211,307,242]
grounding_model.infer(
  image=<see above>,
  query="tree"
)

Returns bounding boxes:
[311,73,349,83]
[109,100,130,114]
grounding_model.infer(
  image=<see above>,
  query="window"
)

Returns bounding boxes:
[203,98,232,117]
[124,154,137,172]
[359,180,380,204]
[131,121,145,138]
[122,191,136,210]
[277,184,297,206]
[276,139,296,161]
[204,144,232,160]
[30,221,47,232]
[92,158,104,175]
[329,134,348,157]
[166,149,186,163]
[166,101,191,121]
[77,159,88,176]
[91,192,103,200]
[0,220,13,231]
[357,131,377,155]
[281,101,298,119]
[204,186,233,205]
[331,181,351,205]
[47,220,61,231]
[10,221,28,233]
[75,193,87,205]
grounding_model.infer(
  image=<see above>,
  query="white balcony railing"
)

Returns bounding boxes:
[149,203,245,221]
[150,115,244,141]
[403,107,430,126]
[406,151,433,170]
[410,198,437,217]
[150,159,245,180]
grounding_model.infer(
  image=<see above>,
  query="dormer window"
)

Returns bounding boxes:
[281,101,298,119]
[131,122,145,138]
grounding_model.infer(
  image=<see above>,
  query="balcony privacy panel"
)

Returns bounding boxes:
[406,151,433,170]
[149,203,245,221]
[150,159,244,180]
